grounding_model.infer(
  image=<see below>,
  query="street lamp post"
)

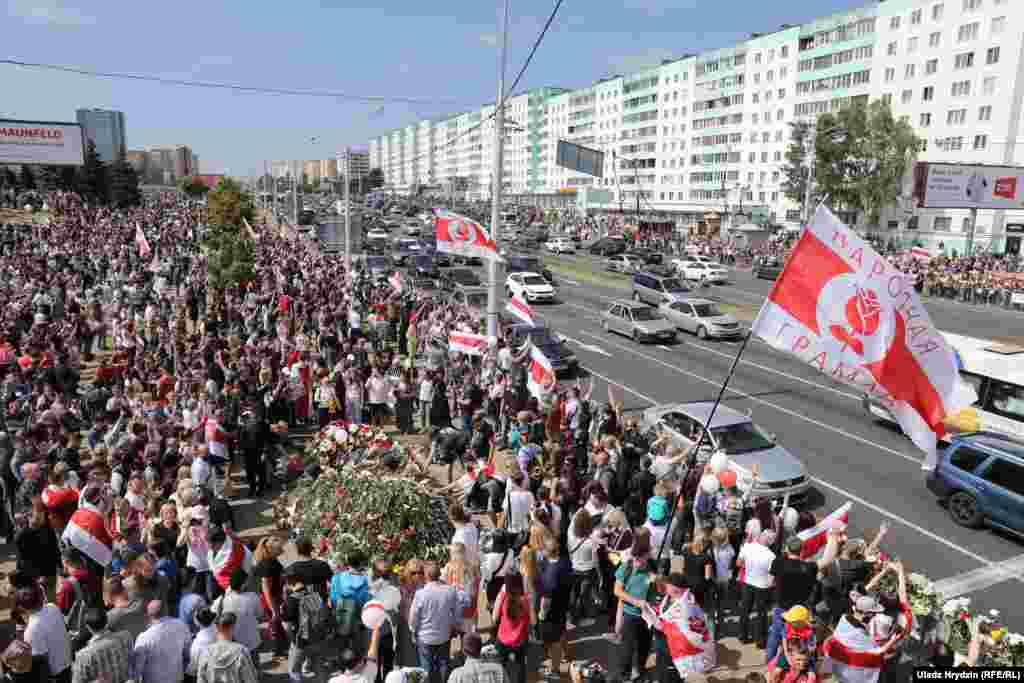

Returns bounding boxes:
[486,0,511,341]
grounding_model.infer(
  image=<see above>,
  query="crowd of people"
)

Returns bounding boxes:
[0,190,1006,683]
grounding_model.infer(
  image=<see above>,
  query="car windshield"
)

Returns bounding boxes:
[711,422,774,454]
[523,275,547,286]
[691,263,706,269]
[466,293,487,308]
[631,307,662,321]
[661,278,686,291]
[693,303,723,317]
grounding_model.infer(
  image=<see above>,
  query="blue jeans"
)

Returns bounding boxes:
[766,607,784,662]
[417,641,450,683]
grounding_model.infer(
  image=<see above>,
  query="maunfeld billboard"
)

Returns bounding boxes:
[0,119,85,166]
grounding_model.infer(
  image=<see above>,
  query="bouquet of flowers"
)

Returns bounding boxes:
[305,420,406,469]
[292,468,453,567]
[874,570,943,617]
[941,597,974,654]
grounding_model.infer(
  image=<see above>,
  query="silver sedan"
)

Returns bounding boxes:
[659,299,745,340]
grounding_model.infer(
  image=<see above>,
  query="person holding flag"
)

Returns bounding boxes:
[648,573,716,683]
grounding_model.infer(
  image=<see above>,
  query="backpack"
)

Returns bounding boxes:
[64,578,90,650]
[297,590,333,645]
[333,584,363,637]
[528,420,545,446]
[695,492,716,523]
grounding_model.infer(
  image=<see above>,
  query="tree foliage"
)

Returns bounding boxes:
[366,168,384,190]
[179,176,210,198]
[781,121,814,210]
[76,141,108,204]
[108,160,142,208]
[814,100,922,227]
[206,228,256,292]
[206,177,254,230]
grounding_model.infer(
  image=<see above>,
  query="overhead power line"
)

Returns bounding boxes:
[0,58,462,105]
[395,0,566,172]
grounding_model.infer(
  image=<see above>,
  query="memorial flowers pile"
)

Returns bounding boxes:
[306,420,407,468]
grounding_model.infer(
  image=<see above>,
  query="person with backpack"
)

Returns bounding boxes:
[330,552,371,653]
[210,569,263,655]
[283,566,334,683]
[56,551,101,654]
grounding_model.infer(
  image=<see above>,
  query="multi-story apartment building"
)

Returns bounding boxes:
[369,0,1024,252]
[76,108,127,164]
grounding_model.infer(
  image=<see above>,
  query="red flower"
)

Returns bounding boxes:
[335,486,347,499]
[959,612,970,621]
[319,536,329,554]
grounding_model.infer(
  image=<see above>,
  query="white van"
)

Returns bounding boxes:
[863,332,1024,441]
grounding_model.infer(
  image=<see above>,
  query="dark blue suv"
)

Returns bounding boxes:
[927,432,1024,537]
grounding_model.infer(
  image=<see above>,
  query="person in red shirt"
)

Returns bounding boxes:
[56,549,100,618]
[41,463,78,534]
[156,366,176,403]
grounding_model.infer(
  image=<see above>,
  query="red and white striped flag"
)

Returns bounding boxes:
[389,272,403,293]
[823,617,887,683]
[909,246,932,261]
[210,534,254,591]
[135,223,152,258]
[449,331,488,356]
[63,500,113,567]
[505,294,535,325]
[796,501,851,560]
[655,595,716,676]
[527,344,555,399]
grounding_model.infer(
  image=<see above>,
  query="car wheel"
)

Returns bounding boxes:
[949,491,983,528]
[697,326,708,340]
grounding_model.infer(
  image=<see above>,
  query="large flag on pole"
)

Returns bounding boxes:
[135,223,152,258]
[448,331,488,356]
[527,344,555,399]
[796,501,851,560]
[435,212,502,262]
[505,294,536,325]
[749,206,976,469]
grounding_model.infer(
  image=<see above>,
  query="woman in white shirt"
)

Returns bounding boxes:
[567,508,600,626]
[449,503,480,566]
[502,472,535,539]
[18,587,71,683]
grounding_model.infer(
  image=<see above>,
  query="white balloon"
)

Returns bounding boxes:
[699,474,720,495]
[709,452,729,475]
[782,507,799,531]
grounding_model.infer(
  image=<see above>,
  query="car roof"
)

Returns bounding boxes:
[516,271,544,278]
[609,299,648,310]
[671,298,714,306]
[955,432,1024,461]
[651,401,751,428]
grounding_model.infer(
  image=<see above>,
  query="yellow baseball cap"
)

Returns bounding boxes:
[783,605,811,624]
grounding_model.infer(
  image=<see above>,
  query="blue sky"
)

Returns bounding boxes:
[4,0,863,177]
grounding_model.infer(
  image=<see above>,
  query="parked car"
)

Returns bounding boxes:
[501,321,578,377]
[441,267,482,290]
[506,271,556,303]
[626,248,663,265]
[505,255,555,284]
[604,254,642,274]
[632,272,692,306]
[408,254,440,279]
[754,256,785,281]
[659,299,744,340]
[926,432,1024,535]
[601,300,677,343]
[640,402,810,504]
[673,259,730,284]
[545,238,576,254]
[366,228,389,242]
[588,237,627,257]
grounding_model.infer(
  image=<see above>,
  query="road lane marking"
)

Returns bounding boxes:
[579,362,1006,571]
[930,553,1024,598]
[559,278,580,286]
[562,336,611,357]
[576,328,922,466]
[561,301,864,403]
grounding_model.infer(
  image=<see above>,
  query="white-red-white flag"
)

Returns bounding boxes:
[135,223,152,258]
[909,246,932,261]
[823,617,887,683]
[505,294,535,326]
[448,331,488,356]
[389,272,403,293]
[654,594,716,676]
[435,211,502,262]
[750,206,976,469]
[796,501,851,560]
[527,344,556,399]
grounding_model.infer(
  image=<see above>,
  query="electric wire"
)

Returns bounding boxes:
[0,58,462,105]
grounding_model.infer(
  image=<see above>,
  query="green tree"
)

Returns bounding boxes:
[179,176,210,198]
[108,160,142,208]
[19,165,36,190]
[206,177,254,230]
[781,121,814,210]
[814,99,922,227]
[366,168,384,190]
[76,140,108,203]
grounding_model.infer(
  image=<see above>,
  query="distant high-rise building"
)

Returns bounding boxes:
[144,145,196,185]
[75,108,127,164]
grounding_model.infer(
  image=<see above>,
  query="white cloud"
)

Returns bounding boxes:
[607,47,676,74]
[479,33,499,47]
[10,0,96,26]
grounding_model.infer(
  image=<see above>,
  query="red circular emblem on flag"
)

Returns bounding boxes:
[452,220,475,243]
[845,288,881,337]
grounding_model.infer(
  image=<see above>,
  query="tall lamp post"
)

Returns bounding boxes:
[485,0,511,341]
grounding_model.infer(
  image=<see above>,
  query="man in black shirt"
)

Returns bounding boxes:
[766,528,840,663]
[287,537,333,599]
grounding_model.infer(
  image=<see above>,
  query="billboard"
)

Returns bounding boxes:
[556,139,604,178]
[913,162,1024,210]
[0,119,85,166]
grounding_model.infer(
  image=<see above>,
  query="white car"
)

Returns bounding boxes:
[506,271,556,303]
[366,229,389,241]
[545,238,575,254]
[673,259,729,284]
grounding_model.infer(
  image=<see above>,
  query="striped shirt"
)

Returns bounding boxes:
[72,629,133,683]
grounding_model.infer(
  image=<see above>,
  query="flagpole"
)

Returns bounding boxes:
[655,328,755,567]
